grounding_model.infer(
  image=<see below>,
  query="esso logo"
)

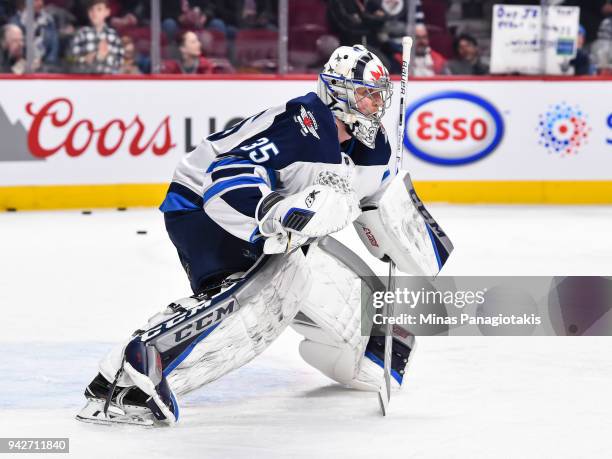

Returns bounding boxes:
[404,91,504,166]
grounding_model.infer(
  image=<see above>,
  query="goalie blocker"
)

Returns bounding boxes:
[354,171,454,278]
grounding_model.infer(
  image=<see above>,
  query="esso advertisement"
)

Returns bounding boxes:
[404,91,504,166]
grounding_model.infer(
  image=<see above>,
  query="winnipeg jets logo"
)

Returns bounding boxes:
[305,190,320,208]
[294,106,320,139]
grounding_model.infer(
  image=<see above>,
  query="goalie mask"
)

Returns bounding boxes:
[317,45,392,148]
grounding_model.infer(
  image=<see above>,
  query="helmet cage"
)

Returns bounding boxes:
[319,73,392,122]
[319,73,393,147]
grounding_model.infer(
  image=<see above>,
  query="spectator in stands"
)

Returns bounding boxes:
[570,25,594,75]
[448,33,488,75]
[120,35,140,74]
[44,2,77,69]
[0,23,26,74]
[411,23,448,76]
[10,0,60,71]
[70,0,124,73]
[379,0,425,73]
[604,0,612,19]
[160,1,235,61]
[328,0,377,45]
[0,1,15,26]
[107,1,149,30]
[162,30,214,74]
[379,0,425,39]
[590,17,612,74]
[181,1,210,30]
[561,0,612,44]
[71,0,113,26]
[238,0,277,29]
[328,0,391,70]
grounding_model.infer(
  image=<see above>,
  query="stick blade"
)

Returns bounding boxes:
[378,383,389,416]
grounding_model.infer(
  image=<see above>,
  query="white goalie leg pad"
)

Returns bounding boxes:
[291,243,395,392]
[354,171,453,276]
[167,249,312,396]
[97,295,205,388]
[98,251,312,393]
[99,340,131,387]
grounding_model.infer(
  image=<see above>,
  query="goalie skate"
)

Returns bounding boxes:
[75,373,155,426]
[76,398,154,426]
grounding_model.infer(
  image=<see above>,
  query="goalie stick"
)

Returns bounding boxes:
[378,35,413,417]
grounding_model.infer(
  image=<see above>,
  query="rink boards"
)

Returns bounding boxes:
[0,76,611,209]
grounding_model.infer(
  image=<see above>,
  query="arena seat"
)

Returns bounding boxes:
[288,24,328,69]
[428,27,454,59]
[197,29,228,58]
[288,0,328,30]
[422,0,448,32]
[119,27,168,55]
[235,29,278,67]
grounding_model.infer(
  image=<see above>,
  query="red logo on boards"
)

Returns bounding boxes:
[415,112,488,142]
[26,98,176,158]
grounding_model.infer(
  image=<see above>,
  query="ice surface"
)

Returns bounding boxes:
[1,206,611,458]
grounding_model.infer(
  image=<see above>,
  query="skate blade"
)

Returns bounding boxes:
[76,399,155,427]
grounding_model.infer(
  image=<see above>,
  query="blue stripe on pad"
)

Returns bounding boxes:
[163,323,220,376]
[160,254,271,378]
[426,226,442,270]
[364,350,403,385]
[249,227,263,242]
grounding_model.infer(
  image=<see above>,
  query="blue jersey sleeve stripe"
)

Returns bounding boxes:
[265,167,277,190]
[159,191,201,212]
[206,157,254,173]
[203,177,267,205]
[382,169,390,182]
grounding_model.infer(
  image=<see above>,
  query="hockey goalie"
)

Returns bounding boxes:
[76,44,452,426]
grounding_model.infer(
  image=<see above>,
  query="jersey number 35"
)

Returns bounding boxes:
[240,137,279,163]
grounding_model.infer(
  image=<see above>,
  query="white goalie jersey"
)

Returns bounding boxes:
[160,92,396,244]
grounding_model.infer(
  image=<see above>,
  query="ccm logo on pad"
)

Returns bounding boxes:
[404,91,504,166]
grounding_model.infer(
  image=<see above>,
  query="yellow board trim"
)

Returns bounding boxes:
[1,181,612,210]
[414,181,612,204]
[0,184,168,210]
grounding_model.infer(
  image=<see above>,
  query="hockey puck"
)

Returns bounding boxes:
[82,210,92,215]
[6,208,17,212]
[117,207,127,211]
[136,230,147,235]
